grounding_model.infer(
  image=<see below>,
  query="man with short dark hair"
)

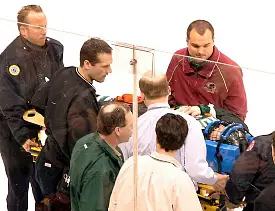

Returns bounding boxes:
[34,38,113,203]
[0,4,64,210]
[109,113,202,211]
[70,102,133,211]
[166,19,247,121]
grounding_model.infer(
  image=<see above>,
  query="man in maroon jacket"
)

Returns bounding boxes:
[166,20,247,121]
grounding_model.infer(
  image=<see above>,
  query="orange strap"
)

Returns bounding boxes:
[115,94,143,104]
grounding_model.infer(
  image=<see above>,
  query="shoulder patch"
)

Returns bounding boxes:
[8,65,20,76]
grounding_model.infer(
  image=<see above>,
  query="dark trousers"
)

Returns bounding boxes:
[35,148,63,197]
[0,135,43,211]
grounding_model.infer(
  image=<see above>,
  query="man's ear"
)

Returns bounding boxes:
[140,92,145,100]
[20,25,27,37]
[114,127,120,136]
[83,60,90,69]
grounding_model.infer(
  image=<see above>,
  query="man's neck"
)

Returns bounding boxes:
[156,148,176,157]
[78,66,92,83]
[98,133,118,149]
[20,35,46,50]
[145,96,168,107]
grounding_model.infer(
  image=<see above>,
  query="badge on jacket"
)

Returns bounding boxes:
[8,65,20,76]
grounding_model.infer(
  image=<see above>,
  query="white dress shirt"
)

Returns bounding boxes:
[108,152,202,211]
[119,102,217,186]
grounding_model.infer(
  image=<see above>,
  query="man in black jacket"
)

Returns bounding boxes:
[34,38,113,207]
[253,132,275,211]
[224,132,275,211]
[0,5,64,211]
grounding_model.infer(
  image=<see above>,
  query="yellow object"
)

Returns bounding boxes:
[200,201,220,211]
[197,184,226,211]
[23,109,45,127]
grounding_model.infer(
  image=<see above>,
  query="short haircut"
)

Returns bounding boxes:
[187,20,214,41]
[17,5,43,30]
[156,113,188,152]
[80,38,112,67]
[97,102,130,136]
[139,71,169,100]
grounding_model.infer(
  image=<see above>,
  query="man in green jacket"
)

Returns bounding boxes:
[69,101,133,211]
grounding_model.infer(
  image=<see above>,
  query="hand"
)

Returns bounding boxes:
[225,200,240,209]
[178,106,201,117]
[212,173,229,192]
[22,139,39,152]
[177,106,191,113]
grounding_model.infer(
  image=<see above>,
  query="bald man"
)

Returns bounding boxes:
[119,71,228,190]
[69,101,133,211]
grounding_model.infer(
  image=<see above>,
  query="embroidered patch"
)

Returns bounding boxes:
[204,82,217,94]
[8,65,20,76]
[44,162,52,168]
[246,140,255,151]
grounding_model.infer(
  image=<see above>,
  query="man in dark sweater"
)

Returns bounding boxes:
[33,38,113,208]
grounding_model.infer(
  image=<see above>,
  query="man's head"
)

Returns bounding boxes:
[206,121,249,153]
[139,71,169,105]
[272,131,275,164]
[80,38,113,83]
[156,113,188,152]
[17,5,47,46]
[186,20,215,63]
[97,102,133,144]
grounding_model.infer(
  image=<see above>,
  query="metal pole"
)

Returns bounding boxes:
[130,45,138,211]
[152,50,155,77]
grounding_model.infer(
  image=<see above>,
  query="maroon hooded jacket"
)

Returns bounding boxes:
[166,46,247,121]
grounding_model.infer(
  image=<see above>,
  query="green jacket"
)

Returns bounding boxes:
[70,132,124,211]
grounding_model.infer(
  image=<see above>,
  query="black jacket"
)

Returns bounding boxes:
[254,182,275,211]
[225,133,275,204]
[35,66,100,168]
[0,36,64,146]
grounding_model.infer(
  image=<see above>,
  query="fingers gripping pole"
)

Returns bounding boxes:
[130,46,138,211]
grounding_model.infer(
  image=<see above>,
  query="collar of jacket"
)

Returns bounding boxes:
[150,152,182,169]
[20,35,49,53]
[147,102,170,111]
[95,133,124,167]
[182,45,220,78]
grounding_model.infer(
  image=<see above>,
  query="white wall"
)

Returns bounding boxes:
[1,0,273,137]
[1,0,274,135]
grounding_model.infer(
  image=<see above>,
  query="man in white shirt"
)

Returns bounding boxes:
[109,113,202,211]
[119,71,228,190]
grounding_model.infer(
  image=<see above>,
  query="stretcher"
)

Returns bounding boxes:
[196,115,252,211]
[197,184,227,211]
